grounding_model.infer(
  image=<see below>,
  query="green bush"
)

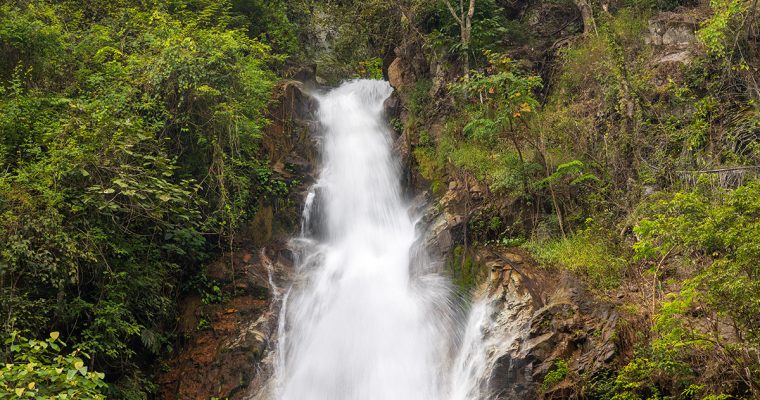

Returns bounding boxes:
[542,359,570,390]
[608,181,760,399]
[0,332,107,399]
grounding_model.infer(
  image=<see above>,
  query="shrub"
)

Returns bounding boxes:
[542,359,570,390]
[524,229,626,290]
[0,332,107,399]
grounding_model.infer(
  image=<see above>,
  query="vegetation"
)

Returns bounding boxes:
[0,0,758,398]
[543,359,570,391]
[525,228,627,290]
[620,181,760,398]
[0,0,298,397]
[395,0,758,397]
[1,331,107,399]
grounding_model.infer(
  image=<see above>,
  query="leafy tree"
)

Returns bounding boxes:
[0,0,285,396]
[626,181,760,398]
[441,0,476,76]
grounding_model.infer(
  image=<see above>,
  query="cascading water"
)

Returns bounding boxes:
[273,79,490,400]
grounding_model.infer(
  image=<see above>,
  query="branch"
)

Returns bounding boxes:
[441,0,463,25]
[677,166,759,173]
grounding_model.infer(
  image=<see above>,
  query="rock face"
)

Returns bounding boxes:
[420,183,622,399]
[646,12,698,48]
[158,80,318,400]
[480,253,620,399]
[158,245,291,400]
[645,11,700,65]
[387,57,409,91]
[387,35,428,92]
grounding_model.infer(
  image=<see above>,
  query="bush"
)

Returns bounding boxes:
[606,181,760,399]
[524,229,627,290]
[542,359,570,390]
[0,332,107,399]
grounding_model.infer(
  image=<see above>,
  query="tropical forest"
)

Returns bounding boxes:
[0,0,758,399]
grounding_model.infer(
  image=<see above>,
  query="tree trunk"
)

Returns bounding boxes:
[574,0,596,35]
[463,0,475,76]
[443,0,476,77]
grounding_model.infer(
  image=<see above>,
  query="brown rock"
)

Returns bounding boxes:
[486,260,503,271]
[504,253,524,264]
[250,206,273,247]
[387,57,415,90]
[491,269,502,282]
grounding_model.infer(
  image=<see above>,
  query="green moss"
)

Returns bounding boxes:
[448,245,482,294]
[413,146,446,196]
[406,79,432,118]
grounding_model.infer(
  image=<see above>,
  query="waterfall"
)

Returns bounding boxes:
[272,79,490,400]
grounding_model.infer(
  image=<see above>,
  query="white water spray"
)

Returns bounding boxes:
[273,80,490,400]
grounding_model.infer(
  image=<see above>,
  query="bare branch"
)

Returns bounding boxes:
[441,0,463,24]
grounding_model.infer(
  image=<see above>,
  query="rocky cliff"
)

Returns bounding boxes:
[417,177,625,399]
[158,80,318,400]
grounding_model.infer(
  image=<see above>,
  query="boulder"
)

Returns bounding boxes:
[645,11,701,66]
[645,12,698,48]
[387,57,410,90]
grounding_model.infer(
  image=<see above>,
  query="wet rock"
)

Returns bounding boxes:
[158,81,318,400]
[463,249,623,400]
[158,278,279,400]
[303,186,327,240]
[383,92,401,120]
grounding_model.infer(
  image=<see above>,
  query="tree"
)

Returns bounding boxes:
[441,0,476,76]
[574,0,597,35]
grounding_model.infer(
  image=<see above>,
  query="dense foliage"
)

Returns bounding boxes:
[0,0,298,396]
[395,0,758,398]
[1,0,758,398]
[1,332,107,399]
